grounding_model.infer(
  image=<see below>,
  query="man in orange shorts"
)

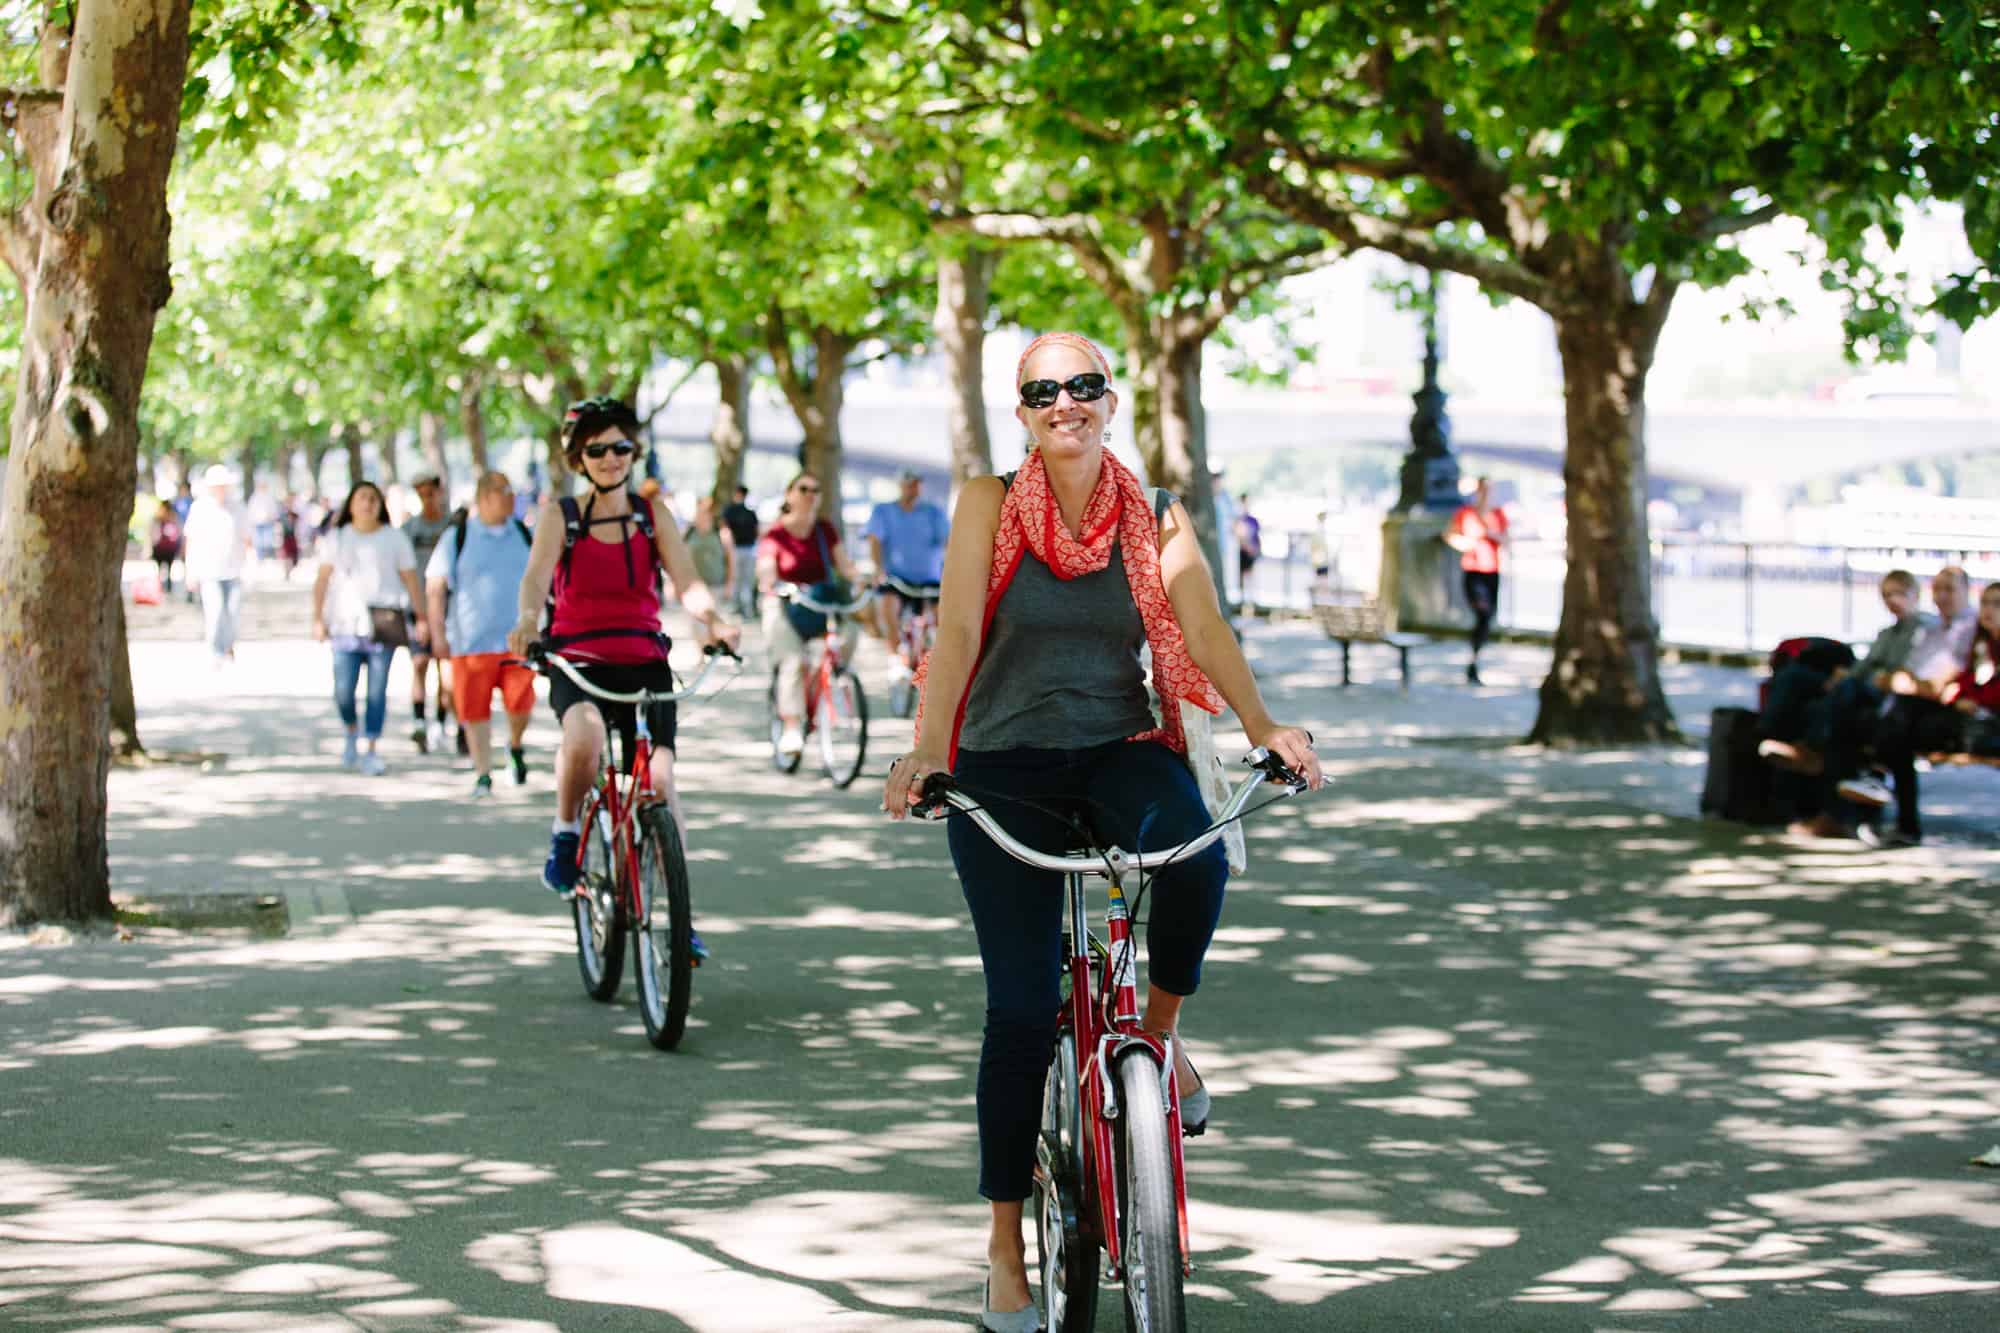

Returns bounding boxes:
[426,471,537,797]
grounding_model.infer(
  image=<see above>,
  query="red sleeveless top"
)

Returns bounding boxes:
[548,522,668,664]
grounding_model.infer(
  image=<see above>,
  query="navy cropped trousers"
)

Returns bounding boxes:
[948,739,1229,1201]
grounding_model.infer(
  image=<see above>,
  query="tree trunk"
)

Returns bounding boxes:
[1125,319,1227,590]
[0,0,193,926]
[1529,302,1678,745]
[341,424,364,491]
[460,382,488,472]
[934,247,995,491]
[374,425,399,485]
[303,434,327,498]
[238,442,257,495]
[708,353,751,509]
[418,410,449,491]
[110,597,141,758]
[768,315,853,536]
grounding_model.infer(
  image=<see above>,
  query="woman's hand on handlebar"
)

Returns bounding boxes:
[506,616,539,660]
[1249,722,1323,791]
[700,616,742,655]
[883,746,949,821]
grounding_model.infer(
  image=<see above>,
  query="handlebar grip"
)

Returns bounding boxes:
[703,642,743,662]
[911,771,954,821]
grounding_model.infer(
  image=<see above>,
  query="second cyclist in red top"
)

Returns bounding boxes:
[510,397,736,906]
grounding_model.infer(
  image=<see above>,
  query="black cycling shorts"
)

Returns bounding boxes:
[549,659,678,769]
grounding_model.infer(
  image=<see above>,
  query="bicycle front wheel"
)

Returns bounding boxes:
[767,668,802,773]
[817,667,868,789]
[632,806,694,1051]
[573,805,627,1003]
[1035,1029,1100,1333]
[1113,1051,1185,1333]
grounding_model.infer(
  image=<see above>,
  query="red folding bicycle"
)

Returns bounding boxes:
[768,581,875,788]
[882,574,941,719]
[915,748,1311,1333]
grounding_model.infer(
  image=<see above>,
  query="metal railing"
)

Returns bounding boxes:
[1245,529,1998,652]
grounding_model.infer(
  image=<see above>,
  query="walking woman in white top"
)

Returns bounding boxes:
[311,482,426,774]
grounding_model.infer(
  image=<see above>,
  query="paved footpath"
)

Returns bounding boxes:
[4,570,1998,1331]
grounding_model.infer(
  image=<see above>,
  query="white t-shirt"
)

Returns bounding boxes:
[318,524,417,638]
[182,497,252,582]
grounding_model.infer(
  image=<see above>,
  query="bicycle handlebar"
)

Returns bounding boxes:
[882,576,942,600]
[911,748,1310,876]
[773,581,878,615]
[518,642,739,705]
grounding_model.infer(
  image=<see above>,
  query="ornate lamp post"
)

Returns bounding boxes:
[1378,269,1464,629]
[1395,270,1460,512]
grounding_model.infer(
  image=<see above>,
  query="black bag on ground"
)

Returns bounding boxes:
[1701,706,1789,825]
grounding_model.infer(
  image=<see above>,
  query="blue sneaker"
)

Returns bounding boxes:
[542,831,581,895]
[689,929,710,966]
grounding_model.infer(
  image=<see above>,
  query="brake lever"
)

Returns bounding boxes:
[910,772,955,821]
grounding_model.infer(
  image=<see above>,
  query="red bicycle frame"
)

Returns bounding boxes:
[575,725,653,919]
[1066,873,1192,1279]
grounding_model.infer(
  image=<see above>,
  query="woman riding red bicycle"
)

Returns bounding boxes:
[509,397,737,909]
[881,331,1322,1330]
[757,471,865,762]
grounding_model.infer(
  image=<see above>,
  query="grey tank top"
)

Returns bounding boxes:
[957,486,1170,752]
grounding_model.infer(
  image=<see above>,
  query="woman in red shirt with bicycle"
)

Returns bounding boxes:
[756,472,865,760]
[508,398,736,897]
[880,332,1323,1330]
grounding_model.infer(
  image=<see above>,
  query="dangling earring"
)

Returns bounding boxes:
[1101,430,1111,444]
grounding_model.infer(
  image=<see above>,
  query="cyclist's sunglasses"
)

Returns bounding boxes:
[581,441,636,460]
[1019,372,1109,409]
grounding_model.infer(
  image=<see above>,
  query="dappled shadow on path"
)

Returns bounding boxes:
[5,627,1997,1328]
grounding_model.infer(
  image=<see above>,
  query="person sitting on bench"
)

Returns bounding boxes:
[1757,570,1921,817]
[1836,581,2000,847]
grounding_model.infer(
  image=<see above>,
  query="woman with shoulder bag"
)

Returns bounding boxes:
[312,481,425,775]
[880,331,1323,1329]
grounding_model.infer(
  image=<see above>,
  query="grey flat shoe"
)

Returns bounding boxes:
[982,1274,1042,1333]
[1181,1060,1210,1137]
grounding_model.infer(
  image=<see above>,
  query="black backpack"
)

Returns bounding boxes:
[447,506,532,579]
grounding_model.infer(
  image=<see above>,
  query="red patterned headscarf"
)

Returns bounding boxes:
[917,335,1224,764]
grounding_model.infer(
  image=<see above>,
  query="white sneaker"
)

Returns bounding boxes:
[1836,775,1892,807]
[358,752,387,777]
[887,658,913,685]
[341,738,360,770]
[778,725,805,757]
[427,721,447,753]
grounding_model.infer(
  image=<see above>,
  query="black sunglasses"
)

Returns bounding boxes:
[581,441,636,460]
[1019,372,1109,409]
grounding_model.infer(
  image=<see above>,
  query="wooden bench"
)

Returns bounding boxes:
[1312,599,1425,690]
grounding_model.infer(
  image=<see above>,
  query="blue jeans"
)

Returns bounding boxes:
[332,640,393,739]
[947,740,1229,1201]
[201,578,243,658]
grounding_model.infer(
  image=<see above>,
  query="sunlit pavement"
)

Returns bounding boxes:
[4,573,1998,1330]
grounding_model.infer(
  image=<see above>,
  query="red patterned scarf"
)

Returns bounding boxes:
[918,447,1224,764]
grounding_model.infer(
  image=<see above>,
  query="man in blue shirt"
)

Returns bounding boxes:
[426,472,536,797]
[864,468,950,647]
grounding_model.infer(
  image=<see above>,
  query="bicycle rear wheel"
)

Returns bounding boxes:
[1113,1051,1185,1333]
[766,668,802,773]
[1035,1029,1100,1333]
[573,804,627,1003]
[817,667,868,788]
[632,806,694,1051]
